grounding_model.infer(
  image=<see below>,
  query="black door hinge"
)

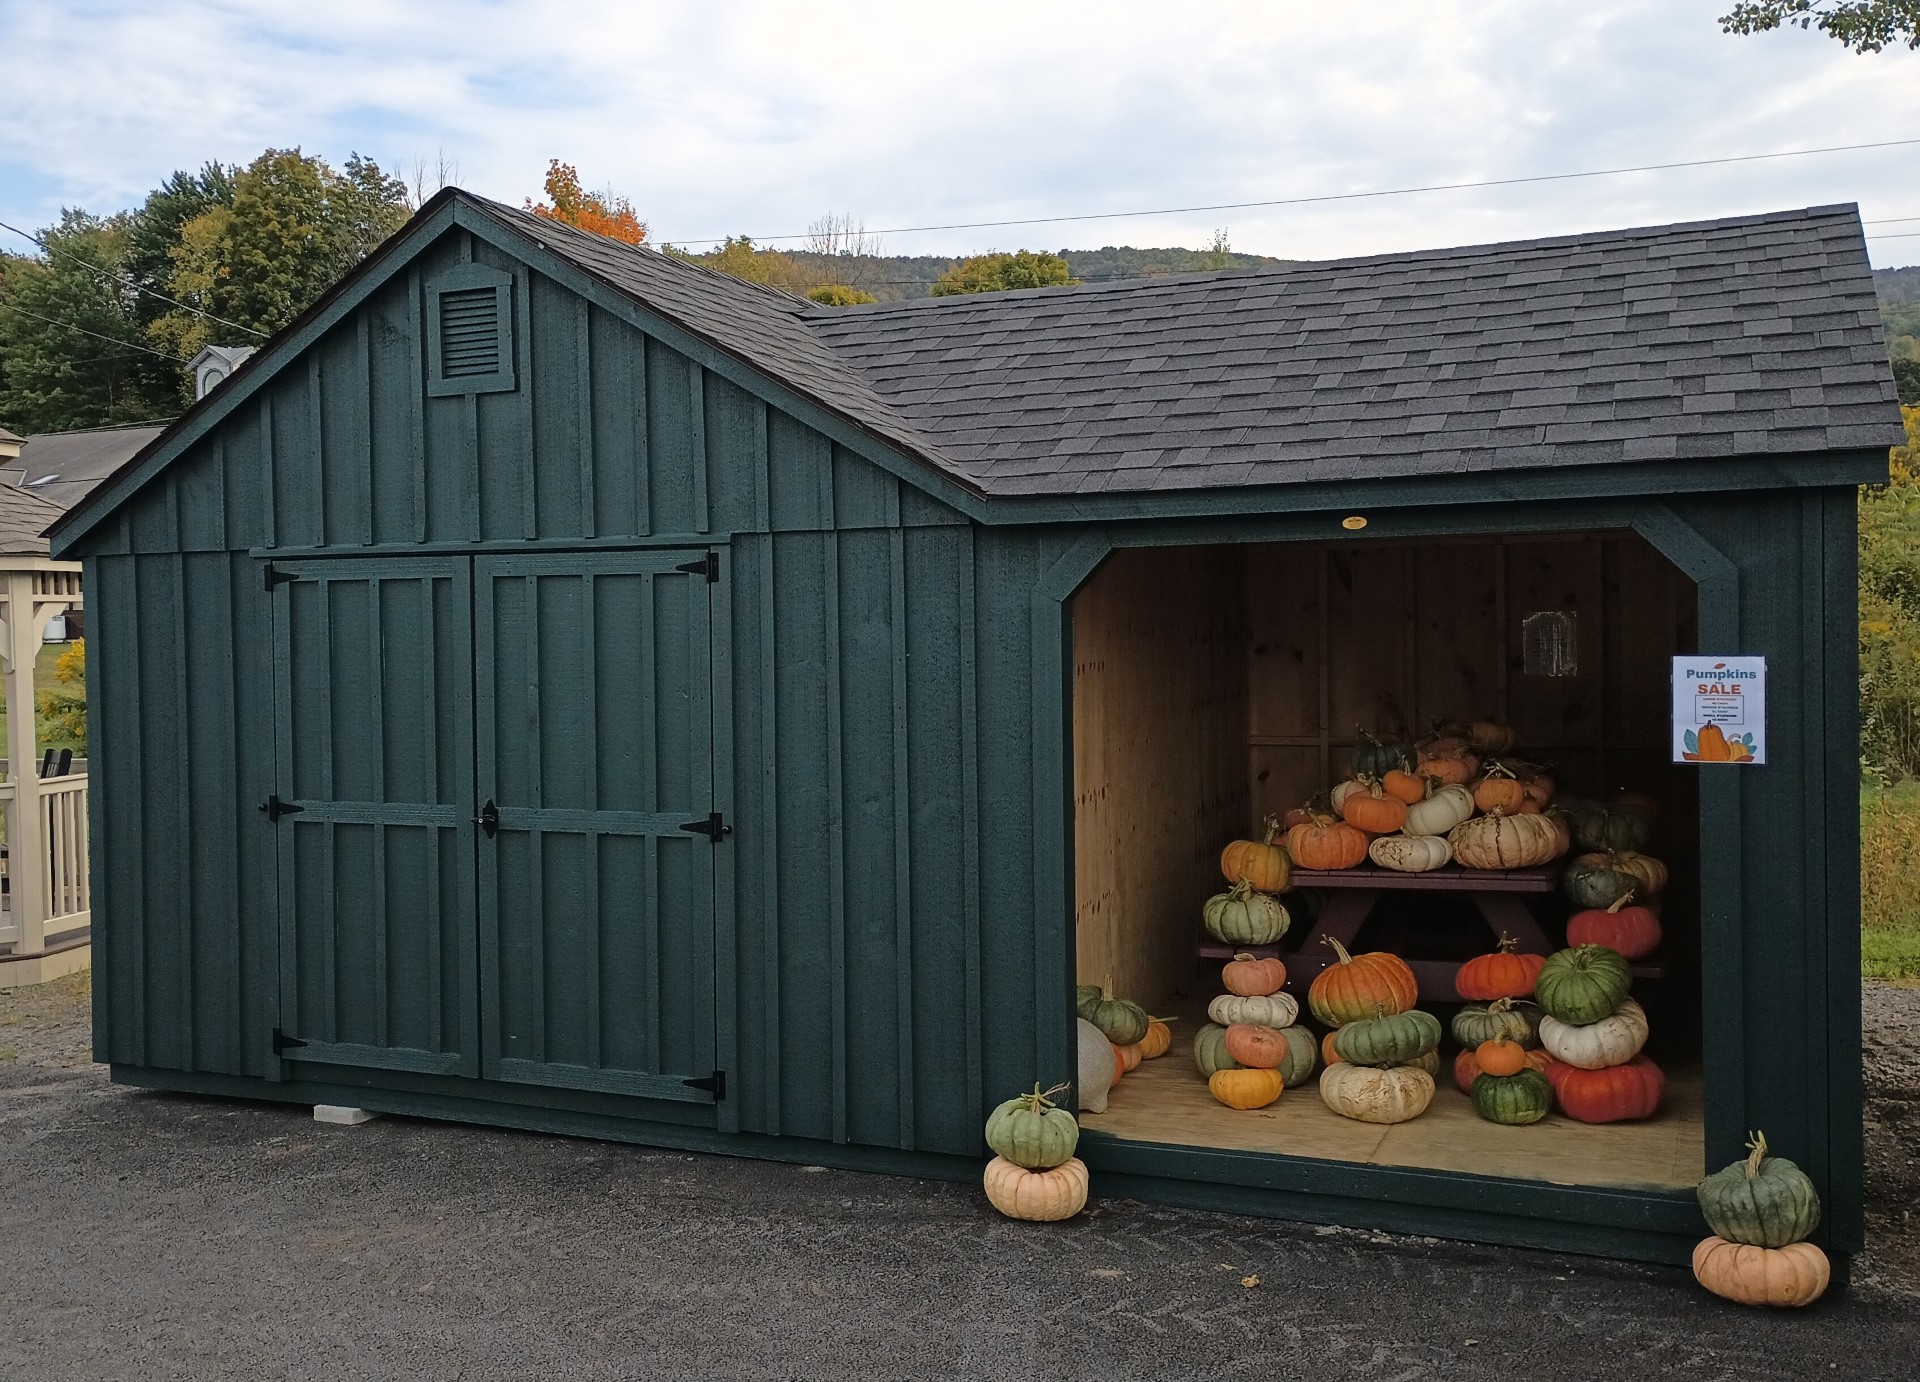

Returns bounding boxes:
[272,1028,309,1055]
[675,551,720,582]
[260,795,305,821]
[678,811,731,841]
[263,564,300,590]
[684,1070,726,1100]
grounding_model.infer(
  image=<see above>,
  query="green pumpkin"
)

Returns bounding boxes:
[1349,730,1414,779]
[1471,1068,1553,1125]
[1192,1023,1242,1078]
[1563,856,1638,909]
[1074,984,1102,1019]
[1273,1024,1319,1088]
[1332,1008,1442,1066]
[1203,880,1291,946]
[1564,800,1654,854]
[1082,985,1149,1045]
[1696,1131,1822,1248]
[1450,998,1543,1050]
[985,1084,1080,1169]
[1534,945,1633,1025]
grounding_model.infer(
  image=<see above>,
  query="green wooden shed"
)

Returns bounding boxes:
[49,191,1901,1270]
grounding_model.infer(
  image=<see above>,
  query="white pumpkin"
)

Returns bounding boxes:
[1403,784,1474,837]
[1207,991,1300,1028]
[1539,996,1649,1070]
[1319,1062,1435,1124]
[1329,778,1368,814]
[1076,1018,1115,1113]
[1368,833,1452,873]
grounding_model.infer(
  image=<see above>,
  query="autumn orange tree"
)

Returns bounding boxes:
[526,161,647,244]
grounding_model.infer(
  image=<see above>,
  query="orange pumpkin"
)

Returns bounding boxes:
[1222,952,1288,997]
[1111,1045,1126,1082]
[1281,802,1315,831]
[1286,813,1369,870]
[1223,1023,1290,1069]
[1208,1067,1284,1110]
[1220,815,1291,892]
[1454,934,1547,1001]
[1138,1018,1173,1060]
[1321,1029,1343,1067]
[1467,719,1515,754]
[1472,763,1527,815]
[1115,1042,1143,1074]
[1475,1038,1528,1078]
[1380,769,1426,805]
[1339,780,1409,835]
[1566,895,1662,961]
[1307,936,1418,1026]
[1453,1044,1551,1093]
[1416,751,1480,786]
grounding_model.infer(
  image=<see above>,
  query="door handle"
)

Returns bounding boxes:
[474,799,499,839]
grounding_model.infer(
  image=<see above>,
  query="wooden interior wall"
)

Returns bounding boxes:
[1073,548,1248,1009]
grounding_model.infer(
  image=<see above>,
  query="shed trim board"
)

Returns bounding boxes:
[59,192,1883,1272]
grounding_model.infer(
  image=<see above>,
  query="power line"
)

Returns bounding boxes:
[0,303,193,363]
[0,217,269,340]
[665,136,1920,248]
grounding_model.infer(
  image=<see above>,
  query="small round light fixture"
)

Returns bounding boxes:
[1341,515,1368,531]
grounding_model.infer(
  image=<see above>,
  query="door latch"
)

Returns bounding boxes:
[474,799,499,839]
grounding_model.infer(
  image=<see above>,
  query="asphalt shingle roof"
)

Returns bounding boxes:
[0,478,69,555]
[10,424,168,509]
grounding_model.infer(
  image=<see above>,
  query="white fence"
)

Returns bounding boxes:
[0,772,91,952]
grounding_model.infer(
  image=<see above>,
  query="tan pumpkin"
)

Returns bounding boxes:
[1209,1067,1284,1109]
[1691,1237,1830,1308]
[1208,991,1300,1028]
[1448,809,1561,870]
[1319,1062,1435,1124]
[1329,778,1368,815]
[1403,782,1475,837]
[1221,952,1288,997]
[1368,832,1452,873]
[1539,997,1649,1070]
[1613,850,1670,896]
[1219,816,1291,893]
[983,1155,1089,1221]
[1138,1017,1173,1060]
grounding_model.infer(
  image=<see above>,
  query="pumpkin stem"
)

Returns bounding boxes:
[1744,1130,1769,1180]
[1487,996,1513,1015]
[1495,933,1518,954]
[1101,972,1116,1002]
[1259,814,1281,846]
[1322,935,1354,966]
[1147,1014,1179,1024]
[1606,891,1636,914]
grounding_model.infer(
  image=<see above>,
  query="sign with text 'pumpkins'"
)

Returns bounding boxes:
[1672,656,1765,764]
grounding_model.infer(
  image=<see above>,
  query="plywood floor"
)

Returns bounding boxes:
[1085,1026,1706,1192]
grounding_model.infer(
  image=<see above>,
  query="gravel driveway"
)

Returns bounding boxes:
[4,974,1918,1381]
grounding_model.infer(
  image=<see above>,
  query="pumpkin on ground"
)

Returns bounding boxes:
[1222,952,1288,997]
[1539,996,1649,1070]
[1272,1025,1319,1088]
[1454,1044,1551,1093]
[1451,997,1543,1049]
[1546,1054,1665,1123]
[1220,815,1291,892]
[1138,1017,1174,1060]
[1691,1237,1830,1308]
[1696,1131,1822,1248]
[1332,1008,1443,1066]
[1080,981,1149,1046]
[1209,1067,1284,1109]
[1076,1018,1115,1113]
[1448,809,1561,870]
[1534,944,1633,1025]
[1339,779,1409,834]
[1192,1023,1240,1078]
[1369,832,1452,873]
[983,1155,1089,1222]
[1320,1062,1436,1124]
[1308,937,1419,1026]
[985,1084,1079,1169]
[1349,730,1414,779]
[1403,782,1475,837]
[1564,799,1656,854]
[1454,934,1547,1001]
[1471,1068,1554,1125]
[1223,1022,1292,1070]
[1471,762,1528,815]
[1114,1042,1143,1074]
[1563,852,1640,909]
[1208,991,1300,1029]
[1474,1037,1529,1077]
[1567,893,1663,961]
[1286,813,1370,870]
[1380,768,1426,804]
[1203,881,1291,945]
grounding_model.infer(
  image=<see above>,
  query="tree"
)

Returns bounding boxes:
[526,161,647,245]
[121,164,235,404]
[929,251,1076,297]
[1721,1,1920,52]
[1861,405,1920,776]
[806,284,877,306]
[1201,228,1233,273]
[37,639,86,753]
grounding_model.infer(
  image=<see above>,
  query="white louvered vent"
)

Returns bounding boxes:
[438,287,501,378]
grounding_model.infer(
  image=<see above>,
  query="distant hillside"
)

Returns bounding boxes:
[780,245,1290,302]
[1874,266,1920,306]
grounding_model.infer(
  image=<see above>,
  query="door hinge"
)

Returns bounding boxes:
[260,795,305,821]
[675,551,720,582]
[679,810,731,841]
[272,1028,309,1055]
[684,1070,726,1100]
[263,563,301,590]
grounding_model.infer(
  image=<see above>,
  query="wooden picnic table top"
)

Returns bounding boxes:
[1287,864,1560,893]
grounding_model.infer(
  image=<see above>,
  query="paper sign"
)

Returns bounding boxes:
[1672,656,1765,765]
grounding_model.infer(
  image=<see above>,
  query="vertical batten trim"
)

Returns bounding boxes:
[408,267,428,543]
[757,538,783,1133]
[211,436,229,550]
[466,393,483,541]
[261,392,278,548]
[307,354,325,548]
[752,400,771,532]
[889,526,914,1148]
[958,532,983,1121]
[689,361,710,534]
[127,558,148,1065]
[223,559,245,1069]
[359,314,375,546]
[421,574,444,1052]
[704,548,738,1133]
[579,299,597,539]
[172,555,195,1068]
[823,532,848,1142]
[633,339,651,536]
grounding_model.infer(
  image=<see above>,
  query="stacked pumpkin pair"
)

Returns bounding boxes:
[1192,952,1315,1110]
[1450,936,1554,1123]
[1073,981,1171,1114]
[1205,817,1294,945]
[1692,1132,1830,1307]
[1310,940,1441,1125]
[1560,798,1668,962]
[1535,944,1665,1123]
[982,1084,1089,1222]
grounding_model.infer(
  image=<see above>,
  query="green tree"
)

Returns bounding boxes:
[1721,1,1920,51]
[36,639,86,753]
[1861,405,1920,776]
[805,284,877,306]
[121,163,235,404]
[930,250,1076,297]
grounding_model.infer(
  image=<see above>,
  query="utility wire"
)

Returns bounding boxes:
[665,136,1920,247]
[0,303,193,363]
[0,217,270,340]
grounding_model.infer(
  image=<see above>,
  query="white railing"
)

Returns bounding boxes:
[0,772,90,952]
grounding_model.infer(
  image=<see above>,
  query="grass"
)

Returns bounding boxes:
[1863,780,1920,981]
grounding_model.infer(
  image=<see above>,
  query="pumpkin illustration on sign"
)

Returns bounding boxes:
[1682,722,1755,762]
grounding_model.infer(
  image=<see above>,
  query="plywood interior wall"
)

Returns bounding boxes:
[1072,547,1247,1009]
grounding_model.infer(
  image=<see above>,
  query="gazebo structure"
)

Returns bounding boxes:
[0,481,89,984]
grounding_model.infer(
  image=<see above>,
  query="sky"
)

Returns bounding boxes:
[2,0,1919,268]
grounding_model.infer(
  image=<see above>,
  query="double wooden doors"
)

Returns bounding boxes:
[268,551,722,1106]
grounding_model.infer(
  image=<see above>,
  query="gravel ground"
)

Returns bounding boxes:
[3,973,1919,1381]
[1862,980,1920,1296]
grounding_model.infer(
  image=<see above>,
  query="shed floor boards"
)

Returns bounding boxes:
[1083,1025,1705,1193]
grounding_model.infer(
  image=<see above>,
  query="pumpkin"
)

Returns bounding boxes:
[1450,997,1543,1049]
[1448,809,1561,870]
[1286,813,1370,871]
[1403,782,1475,837]
[1220,815,1291,892]
[1074,984,1102,1018]
[1349,730,1414,779]
[1563,852,1639,909]
[1075,1018,1114,1113]
[1272,1025,1319,1087]
[1541,807,1574,858]
[1567,893,1663,961]
[1471,762,1527,815]
[1474,1037,1528,1078]
[1340,779,1409,834]
[1208,991,1300,1028]
[1454,934,1546,1001]
[1223,1023,1293,1070]
[1114,1041,1143,1074]
[1203,880,1292,945]
[1453,1044,1551,1093]
[1209,1067,1284,1110]
[1691,1237,1830,1308]
[1221,952,1288,997]
[1281,802,1315,831]
[1080,981,1149,1046]
[1697,1131,1822,1248]
[1415,751,1479,786]
[1369,832,1452,873]
[1111,1044,1126,1083]
[1616,789,1660,819]
[1308,936,1418,1026]
[1380,768,1426,804]
[1332,1008,1443,1066]
[1466,719,1516,754]
[1471,1068,1554,1125]
[1546,1054,1665,1123]
[1534,945,1633,1025]
[1565,799,1655,853]
[985,1083,1079,1169]
[983,1155,1089,1222]
[1191,1023,1241,1078]
[1319,1062,1435,1124]
[1539,996,1649,1070]
[1138,1017,1174,1060]
[1329,778,1368,815]
[1407,1048,1441,1077]
[1610,850,1669,897]
[1320,1028,1342,1068]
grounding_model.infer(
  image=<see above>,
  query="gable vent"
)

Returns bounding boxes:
[438,288,501,378]
[427,265,516,396]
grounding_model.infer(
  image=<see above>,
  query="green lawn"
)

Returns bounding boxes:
[1863,781,1920,981]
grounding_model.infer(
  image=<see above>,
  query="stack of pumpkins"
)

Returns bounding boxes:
[1535,944,1665,1123]
[1205,817,1293,946]
[1311,940,1442,1125]
[1073,981,1173,1114]
[1191,952,1316,1110]
[982,1083,1089,1222]
[1450,935,1554,1124]
[1560,797,1668,964]
[1692,1132,1830,1307]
